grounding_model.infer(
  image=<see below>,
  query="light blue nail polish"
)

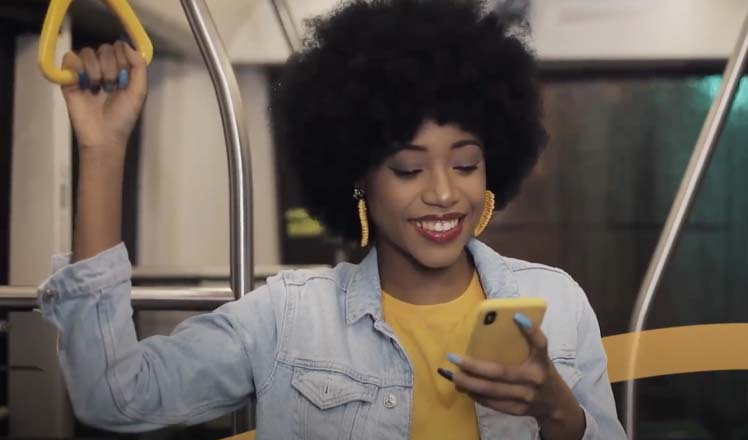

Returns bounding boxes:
[78,72,90,89]
[117,69,129,89]
[514,312,533,329]
[447,353,461,365]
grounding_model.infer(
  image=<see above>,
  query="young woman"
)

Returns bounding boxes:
[38,0,625,438]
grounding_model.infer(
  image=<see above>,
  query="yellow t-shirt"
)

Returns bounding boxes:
[381,273,484,440]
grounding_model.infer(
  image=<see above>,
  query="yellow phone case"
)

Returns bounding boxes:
[464,297,547,365]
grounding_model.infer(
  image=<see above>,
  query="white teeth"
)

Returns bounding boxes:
[415,219,459,232]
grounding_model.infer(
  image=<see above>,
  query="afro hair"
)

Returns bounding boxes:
[271,0,547,243]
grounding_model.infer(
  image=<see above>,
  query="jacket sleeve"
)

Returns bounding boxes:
[37,243,284,432]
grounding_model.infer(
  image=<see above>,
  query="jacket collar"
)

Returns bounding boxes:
[345,239,519,325]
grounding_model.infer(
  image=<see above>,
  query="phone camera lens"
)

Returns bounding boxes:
[484,311,496,325]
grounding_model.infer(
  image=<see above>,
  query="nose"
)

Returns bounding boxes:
[422,168,458,208]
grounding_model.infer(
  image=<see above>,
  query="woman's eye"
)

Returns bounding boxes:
[454,165,479,173]
[390,168,422,177]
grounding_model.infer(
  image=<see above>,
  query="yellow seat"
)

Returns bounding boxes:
[602,323,748,383]
[222,432,255,440]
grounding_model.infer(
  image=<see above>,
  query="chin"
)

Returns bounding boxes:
[408,240,469,270]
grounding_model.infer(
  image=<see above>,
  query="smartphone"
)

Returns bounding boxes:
[464,297,547,365]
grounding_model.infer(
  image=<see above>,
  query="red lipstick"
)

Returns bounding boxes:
[410,213,465,244]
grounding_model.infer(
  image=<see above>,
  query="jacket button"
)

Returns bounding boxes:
[41,288,58,303]
[383,393,397,409]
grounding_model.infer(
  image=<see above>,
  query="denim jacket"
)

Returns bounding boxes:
[38,239,625,439]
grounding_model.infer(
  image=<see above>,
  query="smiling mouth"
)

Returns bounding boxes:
[410,215,466,244]
[413,218,461,233]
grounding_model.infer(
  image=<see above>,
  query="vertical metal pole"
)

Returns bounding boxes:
[180,0,254,433]
[624,12,748,439]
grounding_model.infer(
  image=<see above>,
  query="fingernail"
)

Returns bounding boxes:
[514,312,533,329]
[437,368,454,381]
[78,72,90,89]
[117,69,129,89]
[90,84,101,95]
[103,82,116,93]
[446,353,461,365]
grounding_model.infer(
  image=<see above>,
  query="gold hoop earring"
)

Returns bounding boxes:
[353,188,369,247]
[474,190,495,237]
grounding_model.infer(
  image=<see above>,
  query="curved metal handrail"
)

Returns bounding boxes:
[179,0,255,433]
[180,0,254,303]
[0,286,235,311]
[624,11,748,438]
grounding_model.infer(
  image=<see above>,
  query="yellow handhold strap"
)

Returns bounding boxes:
[38,0,153,85]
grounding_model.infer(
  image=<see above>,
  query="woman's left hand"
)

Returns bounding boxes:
[440,314,586,440]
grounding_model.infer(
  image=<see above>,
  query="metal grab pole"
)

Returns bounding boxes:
[179,0,253,301]
[180,0,254,434]
[624,12,748,439]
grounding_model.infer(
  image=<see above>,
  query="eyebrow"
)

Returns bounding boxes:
[400,139,484,152]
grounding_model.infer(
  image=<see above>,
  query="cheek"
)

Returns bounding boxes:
[368,192,409,227]
[366,185,420,236]
[470,198,485,228]
[463,173,487,212]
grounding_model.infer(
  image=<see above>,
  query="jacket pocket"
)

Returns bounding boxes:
[291,360,378,440]
[550,349,582,390]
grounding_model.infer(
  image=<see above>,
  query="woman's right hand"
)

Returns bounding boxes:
[61,41,148,158]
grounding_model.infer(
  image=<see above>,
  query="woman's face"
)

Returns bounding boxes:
[366,119,487,269]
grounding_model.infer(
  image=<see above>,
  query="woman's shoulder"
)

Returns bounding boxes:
[499,257,594,355]
[498,255,588,319]
[470,241,590,332]
[264,261,358,294]
[470,240,583,299]
[503,256,579,288]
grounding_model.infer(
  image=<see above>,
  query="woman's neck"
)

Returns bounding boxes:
[376,241,475,305]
